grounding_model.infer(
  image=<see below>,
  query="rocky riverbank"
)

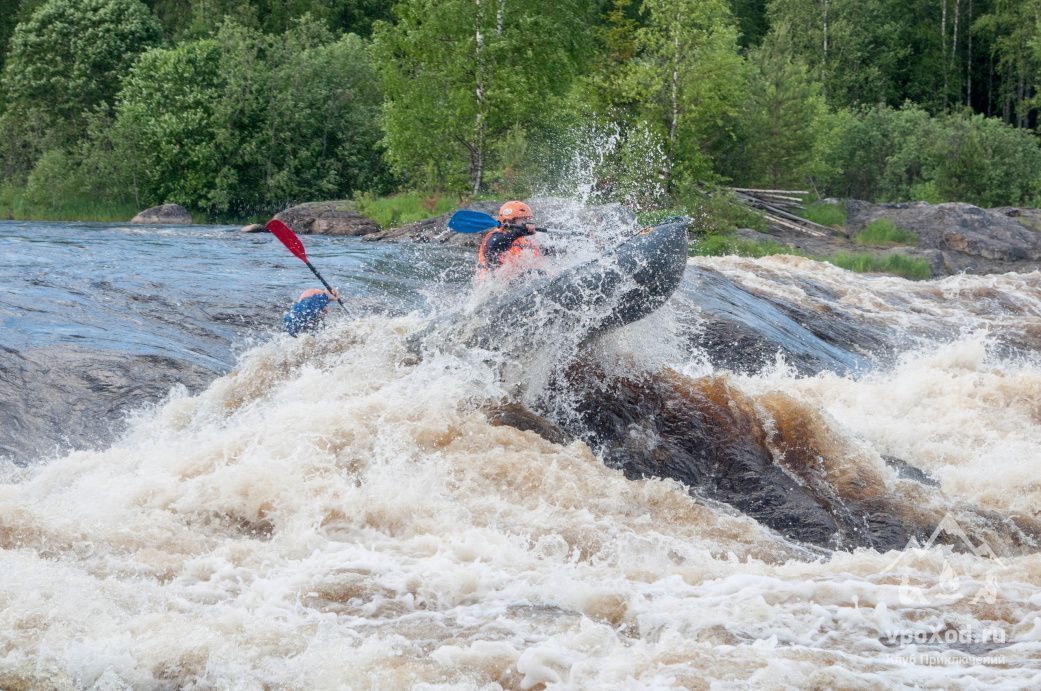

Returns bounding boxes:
[738,200,1041,277]
[257,196,1041,278]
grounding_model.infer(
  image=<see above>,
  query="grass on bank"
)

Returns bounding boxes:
[353,191,460,228]
[690,231,932,280]
[801,201,847,227]
[853,218,918,245]
[0,183,142,222]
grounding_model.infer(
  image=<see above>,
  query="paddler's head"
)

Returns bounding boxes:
[498,201,533,229]
[297,288,327,301]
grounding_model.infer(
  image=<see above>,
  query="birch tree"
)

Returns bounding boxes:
[629,0,745,186]
[372,0,594,193]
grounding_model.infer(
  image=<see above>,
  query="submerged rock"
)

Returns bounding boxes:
[274,201,380,236]
[555,364,1041,553]
[131,204,192,225]
[485,403,571,446]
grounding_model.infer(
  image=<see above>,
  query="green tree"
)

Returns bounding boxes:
[175,0,393,37]
[109,39,226,209]
[722,24,828,187]
[0,0,161,148]
[372,0,595,193]
[627,0,746,186]
[577,0,644,114]
[767,0,909,108]
[973,0,1040,127]
[101,18,388,215]
[818,103,1041,204]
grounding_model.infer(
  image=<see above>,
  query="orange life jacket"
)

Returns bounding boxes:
[477,233,541,279]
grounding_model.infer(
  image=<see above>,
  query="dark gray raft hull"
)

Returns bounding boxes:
[410,219,690,354]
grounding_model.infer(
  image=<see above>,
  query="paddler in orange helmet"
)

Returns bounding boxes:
[476,201,542,281]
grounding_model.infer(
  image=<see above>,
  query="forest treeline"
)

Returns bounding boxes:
[0,0,1039,220]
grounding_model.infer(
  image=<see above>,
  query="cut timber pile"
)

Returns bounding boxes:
[727,187,833,238]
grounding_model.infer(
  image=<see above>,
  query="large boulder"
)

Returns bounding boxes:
[131,203,192,225]
[844,201,1041,272]
[274,201,380,236]
[993,206,1041,232]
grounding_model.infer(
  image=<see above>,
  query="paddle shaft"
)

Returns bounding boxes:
[266,219,348,313]
[303,260,349,313]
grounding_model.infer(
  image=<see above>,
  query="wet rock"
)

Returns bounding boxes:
[239,223,264,233]
[131,204,192,225]
[565,368,848,548]
[883,455,940,487]
[485,402,572,445]
[0,346,215,462]
[274,201,380,236]
[678,265,885,375]
[559,364,1041,553]
[992,207,1041,232]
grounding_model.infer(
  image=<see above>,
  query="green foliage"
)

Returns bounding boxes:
[628,0,746,186]
[98,18,388,216]
[767,0,898,107]
[675,187,768,235]
[1,0,1040,223]
[689,232,932,280]
[802,201,846,227]
[819,104,1041,206]
[353,191,459,229]
[690,233,794,258]
[0,0,161,149]
[172,0,393,38]
[717,23,827,188]
[0,177,139,221]
[827,251,931,280]
[854,218,917,245]
[372,0,595,194]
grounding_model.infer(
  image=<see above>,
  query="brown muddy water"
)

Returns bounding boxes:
[2,220,1041,688]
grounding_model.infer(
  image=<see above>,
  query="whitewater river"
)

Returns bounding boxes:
[2,218,1041,688]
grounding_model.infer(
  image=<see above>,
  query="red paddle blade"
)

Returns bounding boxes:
[266,219,308,263]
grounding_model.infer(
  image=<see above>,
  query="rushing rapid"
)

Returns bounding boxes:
[2,217,1041,688]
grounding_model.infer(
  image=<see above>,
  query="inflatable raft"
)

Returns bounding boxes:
[409,218,690,354]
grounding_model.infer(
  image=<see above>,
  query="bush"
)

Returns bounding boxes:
[674,187,768,235]
[690,233,795,258]
[103,18,389,217]
[802,201,846,227]
[353,191,459,228]
[854,218,917,245]
[820,104,1041,206]
[0,0,161,152]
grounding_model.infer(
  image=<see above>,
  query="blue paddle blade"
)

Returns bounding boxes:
[448,209,500,234]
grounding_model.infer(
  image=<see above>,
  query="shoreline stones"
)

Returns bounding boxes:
[273,201,379,236]
[131,203,192,225]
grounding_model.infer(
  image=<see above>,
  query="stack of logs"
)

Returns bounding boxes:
[727,187,833,237]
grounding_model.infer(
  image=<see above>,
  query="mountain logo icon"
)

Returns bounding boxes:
[880,512,1008,606]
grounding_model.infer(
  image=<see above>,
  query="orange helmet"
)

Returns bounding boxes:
[498,201,533,223]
